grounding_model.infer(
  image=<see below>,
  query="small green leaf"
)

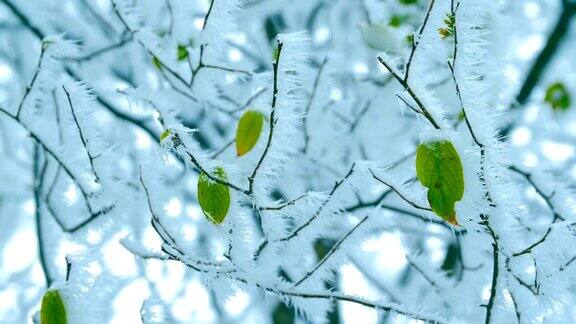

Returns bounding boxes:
[272,45,280,62]
[545,82,571,111]
[438,28,452,39]
[159,128,172,142]
[389,14,409,27]
[416,140,464,225]
[152,56,162,70]
[406,33,415,46]
[456,110,465,121]
[438,13,456,39]
[197,167,231,224]
[399,0,419,5]
[41,290,67,324]
[236,110,265,157]
[177,45,189,61]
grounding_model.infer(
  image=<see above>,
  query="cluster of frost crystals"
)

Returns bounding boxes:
[0,0,575,323]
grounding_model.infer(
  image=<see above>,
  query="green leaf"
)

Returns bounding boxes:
[41,290,67,324]
[197,167,231,224]
[272,44,280,62]
[152,56,162,70]
[177,45,189,61]
[438,13,456,39]
[406,33,415,46]
[159,128,172,142]
[389,14,409,27]
[416,140,464,225]
[399,0,419,4]
[544,82,571,111]
[236,110,265,157]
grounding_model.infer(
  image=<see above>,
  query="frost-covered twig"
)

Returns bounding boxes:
[276,163,356,242]
[259,193,309,211]
[406,254,442,291]
[0,106,112,220]
[247,40,283,195]
[509,166,564,222]
[293,215,369,287]
[190,44,252,87]
[138,170,233,274]
[69,33,132,62]
[223,87,268,114]
[255,286,444,324]
[404,0,436,82]
[377,57,441,129]
[61,85,101,183]
[15,44,47,118]
[3,0,575,321]
[33,144,53,287]
[448,6,504,322]
[509,166,564,257]
[180,142,249,195]
[369,169,432,212]
[302,57,327,153]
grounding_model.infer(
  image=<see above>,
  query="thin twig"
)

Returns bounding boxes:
[369,169,432,212]
[302,58,328,152]
[406,255,441,291]
[138,170,234,273]
[396,94,424,115]
[1,106,115,230]
[237,87,268,112]
[69,34,131,62]
[509,166,564,257]
[61,85,101,183]
[481,216,499,324]
[404,0,436,82]
[259,193,309,211]
[275,163,356,243]
[349,100,371,133]
[231,276,444,323]
[202,0,216,31]
[293,215,369,287]
[509,289,522,324]
[16,45,47,119]
[377,57,441,129]
[211,138,235,159]
[448,11,502,320]
[190,44,251,87]
[247,41,283,195]
[183,147,249,195]
[33,144,53,287]
[112,1,193,91]
[1,0,166,147]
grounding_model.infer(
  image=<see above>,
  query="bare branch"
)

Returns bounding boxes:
[247,40,283,195]
[404,0,436,82]
[302,58,328,152]
[377,57,441,129]
[369,169,432,212]
[293,215,369,287]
